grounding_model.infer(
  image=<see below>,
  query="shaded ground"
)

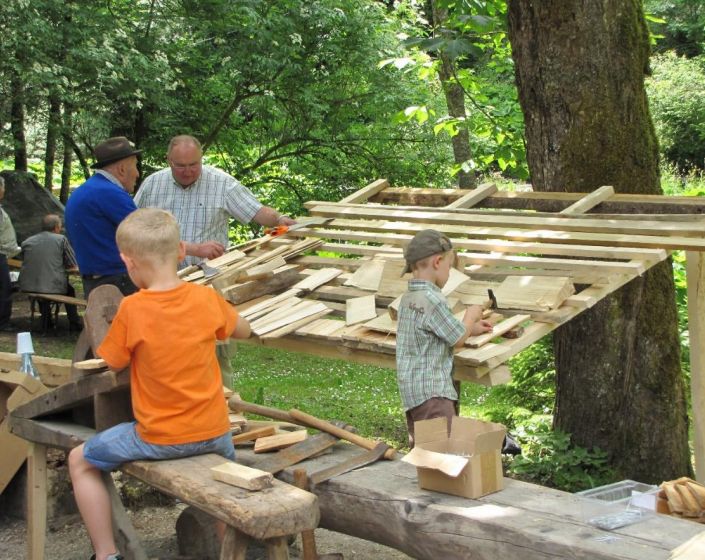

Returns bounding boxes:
[0,291,411,559]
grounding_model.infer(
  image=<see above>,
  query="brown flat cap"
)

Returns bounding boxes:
[91,136,142,169]
[403,229,453,274]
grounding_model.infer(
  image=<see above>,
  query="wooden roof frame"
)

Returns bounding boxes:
[224,179,705,480]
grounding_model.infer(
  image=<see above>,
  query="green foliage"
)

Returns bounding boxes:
[507,416,614,492]
[646,53,705,171]
[645,0,705,57]
[382,0,528,180]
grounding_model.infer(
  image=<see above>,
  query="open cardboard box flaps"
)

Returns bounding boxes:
[402,416,506,499]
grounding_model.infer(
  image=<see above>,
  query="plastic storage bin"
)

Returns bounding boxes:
[576,480,659,530]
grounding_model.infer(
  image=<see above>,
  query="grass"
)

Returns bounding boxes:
[231,341,503,451]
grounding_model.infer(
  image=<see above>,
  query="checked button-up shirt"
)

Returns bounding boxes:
[135,165,262,266]
[395,279,466,411]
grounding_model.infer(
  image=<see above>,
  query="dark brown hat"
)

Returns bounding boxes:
[91,137,142,169]
[402,229,453,274]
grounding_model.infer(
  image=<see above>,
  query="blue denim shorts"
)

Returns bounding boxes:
[83,421,235,471]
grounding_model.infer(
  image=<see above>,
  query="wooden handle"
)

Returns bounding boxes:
[289,408,396,460]
[228,396,302,425]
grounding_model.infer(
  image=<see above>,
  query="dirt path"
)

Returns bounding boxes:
[0,505,411,559]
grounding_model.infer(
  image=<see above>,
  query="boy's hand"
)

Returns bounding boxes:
[455,304,493,348]
[471,319,493,336]
[463,305,485,324]
[463,305,493,336]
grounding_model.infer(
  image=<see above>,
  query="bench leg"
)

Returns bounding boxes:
[220,526,249,560]
[264,536,290,560]
[27,443,47,560]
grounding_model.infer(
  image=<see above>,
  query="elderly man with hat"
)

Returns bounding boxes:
[65,137,141,298]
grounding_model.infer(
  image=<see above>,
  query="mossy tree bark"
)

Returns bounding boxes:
[507,0,691,481]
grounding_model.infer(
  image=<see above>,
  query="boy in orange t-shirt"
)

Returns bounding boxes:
[68,208,251,560]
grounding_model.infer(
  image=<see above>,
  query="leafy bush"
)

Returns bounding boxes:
[507,416,614,492]
[646,53,705,171]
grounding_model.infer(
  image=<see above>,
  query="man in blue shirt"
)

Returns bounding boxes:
[65,137,140,298]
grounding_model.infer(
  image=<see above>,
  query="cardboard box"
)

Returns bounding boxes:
[402,416,506,499]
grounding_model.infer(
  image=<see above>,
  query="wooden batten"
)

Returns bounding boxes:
[254,430,308,453]
[211,462,273,491]
[444,182,498,209]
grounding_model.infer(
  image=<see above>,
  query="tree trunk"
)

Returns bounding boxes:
[10,71,28,172]
[44,92,62,191]
[507,0,691,482]
[430,0,475,189]
[60,105,74,205]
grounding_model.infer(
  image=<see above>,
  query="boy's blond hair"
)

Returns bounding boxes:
[117,208,180,261]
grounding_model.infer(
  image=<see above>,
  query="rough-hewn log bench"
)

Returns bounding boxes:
[9,416,319,560]
[235,443,705,560]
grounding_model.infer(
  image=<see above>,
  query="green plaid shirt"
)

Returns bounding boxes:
[396,279,466,411]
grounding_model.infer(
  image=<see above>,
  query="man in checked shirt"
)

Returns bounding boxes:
[134,134,295,268]
[135,135,295,386]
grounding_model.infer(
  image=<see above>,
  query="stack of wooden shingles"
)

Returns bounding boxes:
[179,225,342,339]
[339,251,576,364]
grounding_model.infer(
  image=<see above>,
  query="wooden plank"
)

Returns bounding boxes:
[234,256,288,282]
[306,202,705,237]
[343,258,385,291]
[254,430,308,453]
[72,357,108,372]
[222,265,302,305]
[26,443,46,560]
[361,313,397,335]
[460,252,646,276]
[291,224,671,260]
[375,185,705,214]
[376,259,408,299]
[492,276,575,312]
[465,315,531,348]
[255,432,340,475]
[293,318,347,340]
[250,298,308,328]
[445,182,498,209]
[0,352,72,387]
[345,295,377,326]
[233,426,277,444]
[261,309,333,339]
[559,185,615,214]
[240,289,302,319]
[339,178,389,204]
[211,246,291,291]
[687,250,705,482]
[292,268,343,293]
[11,369,129,420]
[211,462,274,491]
[253,302,330,336]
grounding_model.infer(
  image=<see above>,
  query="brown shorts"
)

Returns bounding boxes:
[405,397,459,448]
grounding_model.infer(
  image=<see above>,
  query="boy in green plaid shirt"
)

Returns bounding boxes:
[396,229,492,447]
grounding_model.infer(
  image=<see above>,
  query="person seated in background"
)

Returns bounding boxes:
[20,214,83,331]
[0,176,21,331]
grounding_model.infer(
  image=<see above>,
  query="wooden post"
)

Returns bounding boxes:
[26,443,47,560]
[686,250,705,482]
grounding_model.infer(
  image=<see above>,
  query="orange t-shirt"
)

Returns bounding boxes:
[97,282,237,445]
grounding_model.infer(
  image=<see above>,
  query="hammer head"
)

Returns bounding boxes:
[487,289,498,310]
